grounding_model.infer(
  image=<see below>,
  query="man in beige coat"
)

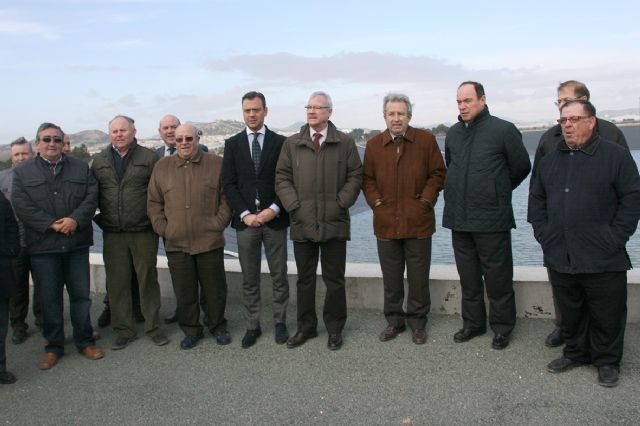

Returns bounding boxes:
[147,124,232,349]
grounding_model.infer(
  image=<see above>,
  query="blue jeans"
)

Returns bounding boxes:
[30,248,95,355]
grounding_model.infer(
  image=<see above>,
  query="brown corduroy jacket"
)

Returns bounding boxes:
[363,126,446,239]
[147,151,231,254]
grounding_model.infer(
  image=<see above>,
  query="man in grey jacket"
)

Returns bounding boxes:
[275,91,362,351]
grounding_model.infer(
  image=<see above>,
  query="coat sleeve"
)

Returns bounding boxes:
[527,160,548,244]
[11,167,56,234]
[610,150,640,247]
[0,192,19,256]
[419,139,447,206]
[211,184,232,232]
[336,138,363,209]
[503,125,531,190]
[275,139,300,212]
[362,141,381,208]
[146,165,167,236]
[68,165,99,230]
[220,138,248,218]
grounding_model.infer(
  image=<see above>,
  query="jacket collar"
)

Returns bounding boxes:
[382,126,416,146]
[296,121,340,145]
[458,105,490,126]
[558,133,600,155]
[174,149,203,167]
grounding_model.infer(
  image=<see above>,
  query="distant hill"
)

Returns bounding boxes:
[187,120,245,136]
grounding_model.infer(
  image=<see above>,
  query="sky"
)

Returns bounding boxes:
[1,0,639,143]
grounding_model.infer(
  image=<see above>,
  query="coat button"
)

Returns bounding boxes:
[564,188,570,192]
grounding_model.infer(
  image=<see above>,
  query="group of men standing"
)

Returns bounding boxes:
[0,80,638,390]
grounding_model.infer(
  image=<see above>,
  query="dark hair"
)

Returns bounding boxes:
[10,136,29,147]
[242,91,266,109]
[36,122,63,140]
[560,99,596,116]
[557,80,590,100]
[458,81,485,98]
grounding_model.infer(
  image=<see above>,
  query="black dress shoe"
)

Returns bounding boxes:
[0,371,17,385]
[492,334,510,350]
[241,328,262,349]
[12,329,28,345]
[164,311,178,324]
[453,328,486,343]
[286,330,318,349]
[274,323,289,344]
[378,324,406,342]
[411,329,427,345]
[597,365,619,387]
[547,356,583,373]
[545,327,564,347]
[327,334,343,350]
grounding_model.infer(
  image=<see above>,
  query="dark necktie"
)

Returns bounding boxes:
[312,132,321,151]
[168,146,176,155]
[251,133,261,172]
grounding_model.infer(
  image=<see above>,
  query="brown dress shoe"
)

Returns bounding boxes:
[411,329,427,345]
[38,352,60,370]
[82,345,104,360]
[379,325,406,342]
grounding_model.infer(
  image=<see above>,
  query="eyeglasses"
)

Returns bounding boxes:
[40,136,63,144]
[175,136,195,143]
[557,116,591,125]
[305,105,330,110]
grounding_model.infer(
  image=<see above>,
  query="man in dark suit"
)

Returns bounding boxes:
[221,91,290,348]
[0,191,19,384]
[155,114,208,325]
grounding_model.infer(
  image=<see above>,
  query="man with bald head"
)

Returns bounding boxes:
[156,114,208,159]
[148,124,232,349]
[92,115,168,350]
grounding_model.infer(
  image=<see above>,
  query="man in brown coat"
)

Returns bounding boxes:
[363,93,446,344]
[147,124,232,349]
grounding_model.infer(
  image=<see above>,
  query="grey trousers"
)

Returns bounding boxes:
[377,237,432,330]
[103,230,161,339]
[237,226,289,330]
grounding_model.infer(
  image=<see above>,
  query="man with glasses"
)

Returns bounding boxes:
[531,80,629,348]
[91,115,169,350]
[529,100,640,387]
[221,91,290,349]
[148,124,232,349]
[156,114,209,326]
[275,91,362,350]
[0,137,42,344]
[12,123,103,370]
[444,81,531,350]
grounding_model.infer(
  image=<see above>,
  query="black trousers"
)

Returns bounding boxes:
[9,249,41,331]
[377,238,432,330]
[549,269,627,367]
[452,231,516,336]
[166,248,227,337]
[293,240,347,335]
[0,297,8,372]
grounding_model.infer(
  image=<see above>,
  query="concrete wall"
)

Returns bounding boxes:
[88,253,640,323]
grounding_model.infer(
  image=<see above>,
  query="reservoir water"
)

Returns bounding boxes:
[91,127,640,267]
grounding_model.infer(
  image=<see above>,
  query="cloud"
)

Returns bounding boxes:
[0,14,59,39]
[83,38,151,49]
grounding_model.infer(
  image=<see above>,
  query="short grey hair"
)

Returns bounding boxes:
[309,91,333,108]
[108,115,136,129]
[383,93,412,117]
[10,136,31,150]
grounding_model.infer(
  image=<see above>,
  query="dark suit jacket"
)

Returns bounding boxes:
[221,126,289,230]
[0,191,18,298]
[155,144,208,158]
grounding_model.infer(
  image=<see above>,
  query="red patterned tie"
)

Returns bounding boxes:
[312,132,321,151]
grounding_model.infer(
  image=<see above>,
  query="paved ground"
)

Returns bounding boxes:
[1,296,639,425]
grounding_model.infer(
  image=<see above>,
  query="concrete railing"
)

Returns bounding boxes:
[88,253,640,323]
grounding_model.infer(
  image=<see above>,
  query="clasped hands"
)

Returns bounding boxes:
[242,208,277,228]
[50,217,78,236]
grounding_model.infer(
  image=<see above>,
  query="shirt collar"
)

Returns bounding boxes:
[246,126,266,137]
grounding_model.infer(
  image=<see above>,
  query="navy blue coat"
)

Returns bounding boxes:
[528,135,640,273]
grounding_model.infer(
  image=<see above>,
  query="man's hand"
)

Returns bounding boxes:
[242,214,261,228]
[52,217,78,235]
[256,208,277,224]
